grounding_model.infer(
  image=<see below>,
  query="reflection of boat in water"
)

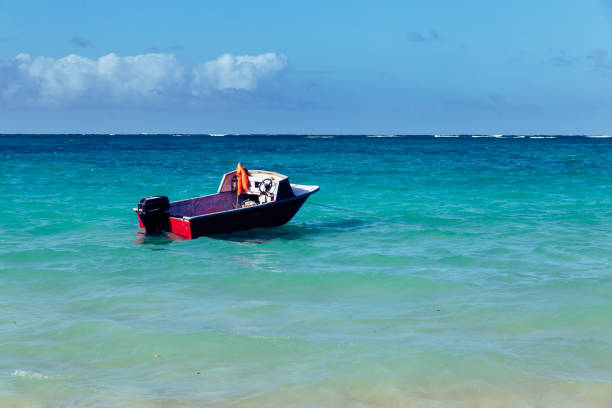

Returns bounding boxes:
[135,167,319,239]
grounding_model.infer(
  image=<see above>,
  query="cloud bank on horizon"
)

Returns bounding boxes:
[0,52,288,106]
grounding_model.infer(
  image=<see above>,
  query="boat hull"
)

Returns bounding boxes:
[186,195,310,238]
[137,194,311,239]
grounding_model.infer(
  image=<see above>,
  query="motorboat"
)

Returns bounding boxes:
[134,166,319,239]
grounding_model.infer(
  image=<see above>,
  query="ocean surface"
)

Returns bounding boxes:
[0,134,611,407]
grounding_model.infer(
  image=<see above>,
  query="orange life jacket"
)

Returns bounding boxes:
[236,163,250,195]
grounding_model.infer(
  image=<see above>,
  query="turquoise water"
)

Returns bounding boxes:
[1,134,611,407]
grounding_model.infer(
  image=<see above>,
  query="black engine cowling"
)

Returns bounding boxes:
[137,196,170,233]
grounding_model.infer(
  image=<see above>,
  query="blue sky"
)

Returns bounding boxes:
[1,0,612,134]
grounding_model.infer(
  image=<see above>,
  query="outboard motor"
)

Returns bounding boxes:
[137,196,170,233]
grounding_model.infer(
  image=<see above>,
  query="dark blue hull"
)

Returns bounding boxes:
[186,195,310,238]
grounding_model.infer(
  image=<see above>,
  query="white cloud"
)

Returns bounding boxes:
[0,51,287,106]
[192,52,287,93]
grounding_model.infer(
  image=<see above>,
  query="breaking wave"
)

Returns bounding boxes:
[12,369,49,380]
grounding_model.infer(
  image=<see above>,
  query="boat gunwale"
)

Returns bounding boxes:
[170,185,319,221]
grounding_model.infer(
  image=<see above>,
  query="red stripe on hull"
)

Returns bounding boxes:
[169,217,192,239]
[136,212,192,239]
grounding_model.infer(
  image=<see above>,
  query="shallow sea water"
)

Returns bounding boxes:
[0,134,611,407]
